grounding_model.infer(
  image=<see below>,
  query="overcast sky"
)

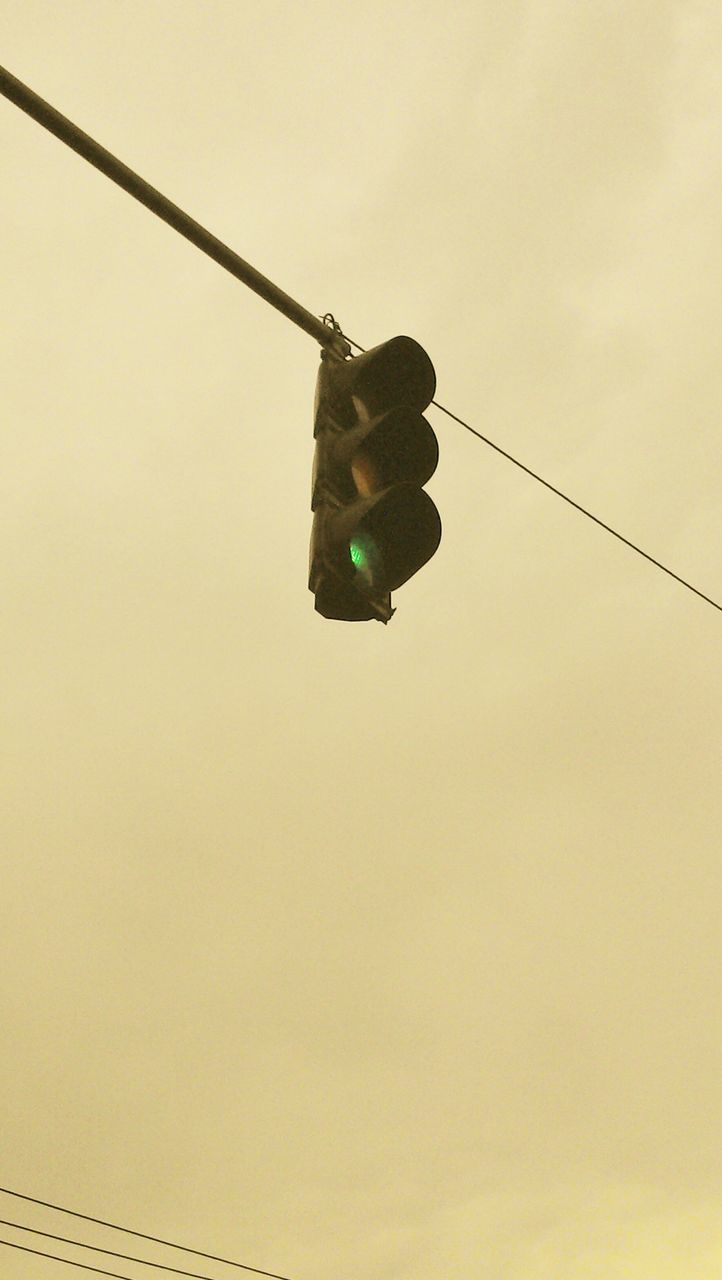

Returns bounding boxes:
[2,3,722,1278]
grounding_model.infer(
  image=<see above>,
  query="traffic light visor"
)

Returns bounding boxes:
[348,484,441,593]
[351,407,439,495]
[319,336,436,430]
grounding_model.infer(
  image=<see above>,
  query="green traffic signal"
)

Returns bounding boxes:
[349,531,380,584]
[344,485,441,594]
[309,336,441,622]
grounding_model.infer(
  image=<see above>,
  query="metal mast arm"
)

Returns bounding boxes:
[0,64,349,357]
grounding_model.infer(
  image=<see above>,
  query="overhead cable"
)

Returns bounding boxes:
[0,1237,140,1280]
[0,1187,294,1280]
[0,1217,249,1280]
[431,396,721,612]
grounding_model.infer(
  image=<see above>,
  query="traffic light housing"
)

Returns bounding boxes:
[309,336,441,622]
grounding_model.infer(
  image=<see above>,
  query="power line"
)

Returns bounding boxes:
[1,64,719,615]
[342,332,722,614]
[0,1218,246,1280]
[0,1188,294,1280]
[430,397,721,613]
[1,1238,141,1280]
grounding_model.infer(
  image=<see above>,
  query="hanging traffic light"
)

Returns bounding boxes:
[309,336,441,622]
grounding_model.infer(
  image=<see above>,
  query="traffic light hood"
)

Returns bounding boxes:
[312,406,439,507]
[315,335,437,431]
[317,483,442,595]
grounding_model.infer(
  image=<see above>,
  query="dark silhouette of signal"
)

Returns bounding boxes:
[309,336,441,622]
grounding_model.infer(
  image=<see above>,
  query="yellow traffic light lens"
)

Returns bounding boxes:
[350,449,379,496]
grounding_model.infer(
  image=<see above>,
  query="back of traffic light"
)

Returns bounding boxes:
[309,336,441,622]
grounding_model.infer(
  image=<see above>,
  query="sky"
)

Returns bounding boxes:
[1,2,721,1278]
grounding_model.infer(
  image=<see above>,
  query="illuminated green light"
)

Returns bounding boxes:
[349,533,382,587]
[349,540,366,570]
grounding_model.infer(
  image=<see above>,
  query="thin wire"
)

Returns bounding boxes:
[0,1218,234,1280]
[342,332,721,614]
[431,399,722,611]
[0,1237,140,1280]
[0,1189,294,1280]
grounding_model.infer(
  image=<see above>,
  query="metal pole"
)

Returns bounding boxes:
[0,64,350,358]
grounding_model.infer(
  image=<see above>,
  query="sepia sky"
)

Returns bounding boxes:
[2,3,722,1278]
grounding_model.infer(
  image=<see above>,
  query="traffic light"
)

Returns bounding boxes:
[309,335,441,622]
